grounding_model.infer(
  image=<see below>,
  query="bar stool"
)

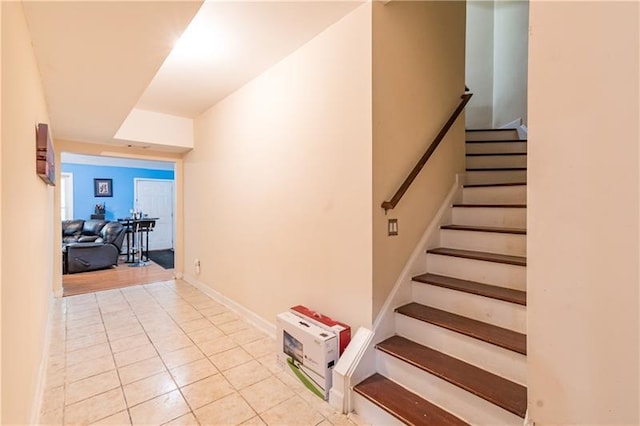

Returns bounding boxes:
[129,219,155,267]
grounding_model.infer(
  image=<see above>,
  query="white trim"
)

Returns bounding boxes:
[182,273,276,338]
[60,172,74,221]
[373,176,461,332]
[342,176,462,415]
[517,123,528,140]
[500,118,523,129]
[524,409,533,426]
[498,118,528,140]
[330,326,374,413]
[30,293,57,424]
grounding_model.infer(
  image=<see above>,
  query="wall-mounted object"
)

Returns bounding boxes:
[36,123,55,186]
[388,218,398,236]
[94,178,113,197]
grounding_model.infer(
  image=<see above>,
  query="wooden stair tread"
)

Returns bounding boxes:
[463,182,526,188]
[466,167,527,171]
[452,203,526,208]
[466,139,527,143]
[377,336,527,418]
[353,373,469,426]
[466,152,526,157]
[395,303,526,355]
[412,273,526,305]
[466,128,518,132]
[427,247,526,266]
[441,224,526,235]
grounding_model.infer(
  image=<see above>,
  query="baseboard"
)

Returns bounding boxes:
[30,291,57,424]
[342,177,461,415]
[500,118,523,129]
[182,274,276,339]
[372,176,461,334]
[499,118,528,140]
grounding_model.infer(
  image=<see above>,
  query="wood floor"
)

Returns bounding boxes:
[62,258,175,297]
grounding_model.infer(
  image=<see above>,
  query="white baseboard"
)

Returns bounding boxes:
[182,274,276,339]
[372,176,461,334]
[499,118,527,140]
[500,118,523,129]
[517,124,528,140]
[342,177,461,416]
[30,292,57,424]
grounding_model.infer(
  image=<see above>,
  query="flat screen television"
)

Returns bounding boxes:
[283,330,304,365]
[36,123,55,186]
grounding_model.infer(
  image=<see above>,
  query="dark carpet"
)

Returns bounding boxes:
[147,249,174,269]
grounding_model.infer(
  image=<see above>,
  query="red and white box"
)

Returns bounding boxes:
[289,305,351,355]
[276,311,338,400]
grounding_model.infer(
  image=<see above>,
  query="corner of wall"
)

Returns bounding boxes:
[371,0,466,318]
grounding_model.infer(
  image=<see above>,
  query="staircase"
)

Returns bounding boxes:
[353,128,527,425]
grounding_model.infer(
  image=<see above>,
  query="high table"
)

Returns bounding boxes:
[118,217,158,266]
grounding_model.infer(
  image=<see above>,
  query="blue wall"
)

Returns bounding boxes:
[61,163,174,221]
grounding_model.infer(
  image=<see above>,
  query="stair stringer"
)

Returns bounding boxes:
[340,177,462,415]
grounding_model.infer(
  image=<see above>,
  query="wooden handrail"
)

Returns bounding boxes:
[381,93,473,212]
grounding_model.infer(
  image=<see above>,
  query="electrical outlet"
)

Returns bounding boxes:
[388,219,398,236]
[194,258,201,274]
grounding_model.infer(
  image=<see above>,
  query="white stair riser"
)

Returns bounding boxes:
[377,351,524,425]
[452,206,526,228]
[466,130,519,141]
[411,281,527,333]
[426,253,526,291]
[395,314,527,385]
[465,170,527,185]
[462,185,527,204]
[440,229,527,256]
[466,155,527,169]
[351,393,405,426]
[466,142,527,155]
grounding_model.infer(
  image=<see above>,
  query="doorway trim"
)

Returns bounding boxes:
[60,172,74,220]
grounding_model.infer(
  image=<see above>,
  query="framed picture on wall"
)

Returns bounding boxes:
[94,178,113,197]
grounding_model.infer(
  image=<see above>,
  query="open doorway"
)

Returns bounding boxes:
[60,152,177,296]
[465,0,529,133]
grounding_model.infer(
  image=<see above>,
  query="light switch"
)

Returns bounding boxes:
[388,219,398,236]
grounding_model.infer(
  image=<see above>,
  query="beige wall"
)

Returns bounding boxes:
[0,1,4,420]
[1,2,54,423]
[528,2,639,424]
[372,1,466,319]
[184,4,373,330]
[492,0,528,127]
[465,1,494,128]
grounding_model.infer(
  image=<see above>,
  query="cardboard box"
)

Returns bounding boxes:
[290,305,351,355]
[276,311,338,400]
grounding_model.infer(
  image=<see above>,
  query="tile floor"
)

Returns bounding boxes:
[39,280,356,425]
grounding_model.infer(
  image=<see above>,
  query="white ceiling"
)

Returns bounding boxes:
[22,1,362,147]
[22,1,203,145]
[136,1,362,118]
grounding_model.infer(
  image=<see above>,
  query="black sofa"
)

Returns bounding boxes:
[62,220,126,274]
[62,219,108,243]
